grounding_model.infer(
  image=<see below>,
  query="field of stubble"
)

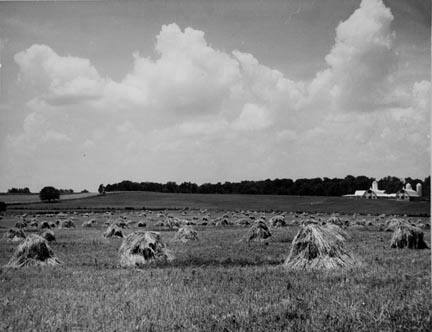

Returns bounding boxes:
[0,209,430,331]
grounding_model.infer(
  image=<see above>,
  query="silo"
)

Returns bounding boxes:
[416,183,422,197]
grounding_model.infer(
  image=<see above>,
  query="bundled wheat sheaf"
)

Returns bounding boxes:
[284,223,356,270]
[59,219,75,229]
[173,226,199,243]
[269,215,286,227]
[390,224,428,249]
[39,221,51,229]
[6,234,61,268]
[103,225,124,238]
[3,228,26,242]
[385,218,406,232]
[82,220,93,227]
[41,230,56,242]
[119,231,174,267]
[245,220,272,241]
[324,216,349,228]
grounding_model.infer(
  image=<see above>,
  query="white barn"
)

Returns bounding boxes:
[345,181,396,199]
[396,183,422,201]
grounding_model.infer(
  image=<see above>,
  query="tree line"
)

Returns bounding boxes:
[103,175,431,198]
[7,187,31,194]
[5,188,86,195]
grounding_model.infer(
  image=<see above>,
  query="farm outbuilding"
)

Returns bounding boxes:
[345,181,394,199]
[344,180,424,201]
[396,183,422,201]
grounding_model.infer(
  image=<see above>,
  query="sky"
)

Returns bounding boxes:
[0,0,430,192]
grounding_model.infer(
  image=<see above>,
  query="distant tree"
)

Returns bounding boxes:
[59,189,74,194]
[39,186,60,202]
[0,201,6,212]
[378,176,404,194]
[422,176,430,199]
[98,184,105,195]
[179,182,198,193]
[81,189,89,193]
[7,187,31,194]
[164,181,178,193]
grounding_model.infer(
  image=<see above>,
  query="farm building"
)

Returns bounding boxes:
[396,183,422,201]
[345,181,423,201]
[344,181,395,199]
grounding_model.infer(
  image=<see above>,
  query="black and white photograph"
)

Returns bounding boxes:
[0,0,430,330]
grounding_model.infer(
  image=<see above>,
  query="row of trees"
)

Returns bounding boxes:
[59,189,75,194]
[103,176,431,198]
[7,187,31,194]
[6,187,81,195]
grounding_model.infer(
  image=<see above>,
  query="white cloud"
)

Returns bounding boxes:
[1,0,429,191]
[232,103,273,131]
[307,0,398,112]
[14,44,106,105]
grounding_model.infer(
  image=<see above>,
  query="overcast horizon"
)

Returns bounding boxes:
[0,0,430,192]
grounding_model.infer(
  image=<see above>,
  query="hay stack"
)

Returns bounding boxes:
[185,220,196,226]
[166,218,180,229]
[284,224,356,270]
[40,221,51,229]
[137,221,147,227]
[173,226,198,243]
[29,221,39,228]
[245,220,271,242]
[236,218,250,227]
[384,218,405,232]
[59,219,75,229]
[216,218,230,226]
[103,225,124,238]
[269,215,286,227]
[82,218,96,228]
[5,234,61,268]
[82,220,93,228]
[14,221,27,229]
[115,220,128,228]
[355,219,366,226]
[3,228,26,242]
[390,224,428,249]
[119,231,173,267]
[420,223,430,230]
[41,230,56,242]
[324,216,349,228]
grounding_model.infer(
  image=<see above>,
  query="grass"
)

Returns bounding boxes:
[0,211,430,331]
[6,191,430,216]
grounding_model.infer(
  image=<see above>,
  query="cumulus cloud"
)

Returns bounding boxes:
[1,0,429,191]
[232,104,273,131]
[14,44,106,105]
[308,0,397,112]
